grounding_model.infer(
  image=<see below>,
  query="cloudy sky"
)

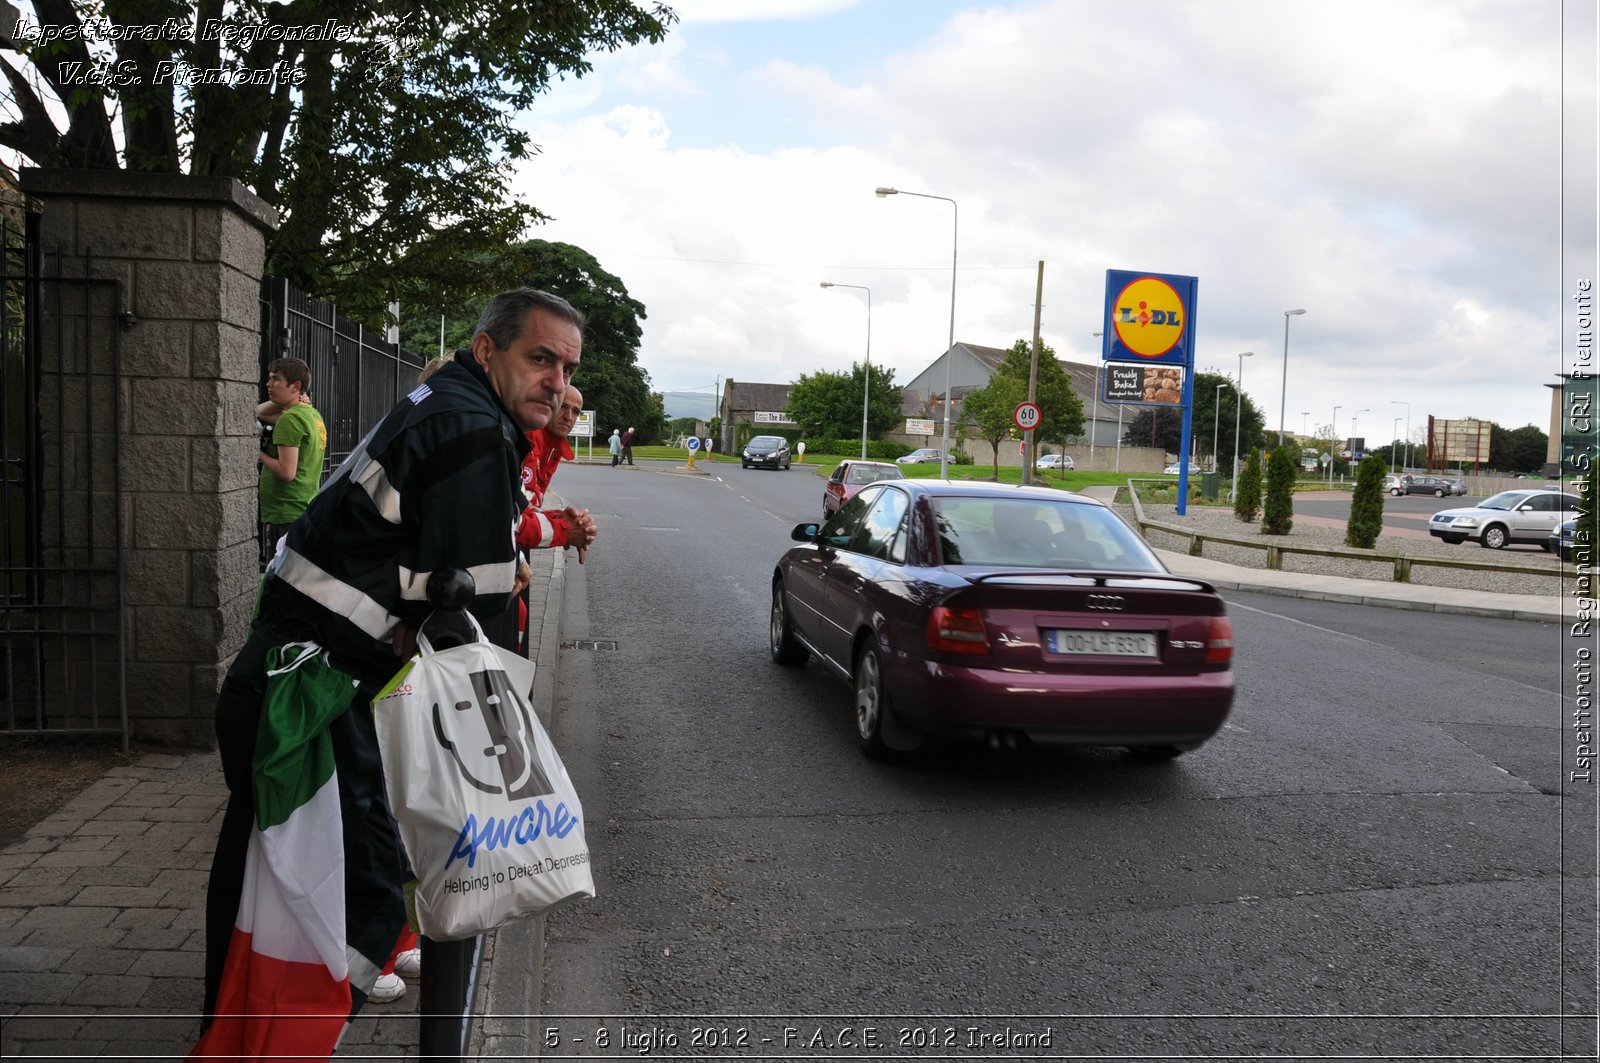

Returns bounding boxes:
[510,0,1596,443]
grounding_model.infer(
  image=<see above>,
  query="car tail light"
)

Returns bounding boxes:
[1204,615,1234,664]
[927,606,990,656]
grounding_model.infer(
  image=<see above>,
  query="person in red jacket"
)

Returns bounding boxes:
[517,384,596,559]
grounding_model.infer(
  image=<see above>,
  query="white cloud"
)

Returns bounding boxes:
[511,0,1587,436]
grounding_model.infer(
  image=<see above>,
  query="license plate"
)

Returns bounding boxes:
[1047,630,1157,657]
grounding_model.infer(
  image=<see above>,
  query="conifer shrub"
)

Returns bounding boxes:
[1233,447,1263,522]
[1262,447,1296,534]
[1345,454,1388,548]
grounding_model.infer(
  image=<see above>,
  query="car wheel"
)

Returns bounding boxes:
[853,639,891,759]
[1434,488,1445,497]
[1540,541,1554,553]
[742,461,749,469]
[1390,489,1402,496]
[783,457,791,470]
[1480,523,1509,550]
[769,584,809,666]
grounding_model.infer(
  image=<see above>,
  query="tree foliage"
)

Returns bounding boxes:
[993,340,1084,444]
[397,239,663,444]
[1488,424,1549,472]
[0,1,676,319]
[1120,372,1265,467]
[784,362,904,441]
[961,374,1027,478]
[1233,448,1263,523]
[1345,455,1388,548]
[1262,446,1296,535]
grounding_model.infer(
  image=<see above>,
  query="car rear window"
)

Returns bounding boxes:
[931,497,1163,571]
[845,464,902,485]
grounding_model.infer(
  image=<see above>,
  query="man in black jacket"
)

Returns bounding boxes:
[203,288,584,1025]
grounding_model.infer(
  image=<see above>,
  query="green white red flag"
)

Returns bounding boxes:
[191,643,356,1061]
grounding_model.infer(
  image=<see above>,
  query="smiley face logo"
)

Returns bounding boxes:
[1112,277,1186,358]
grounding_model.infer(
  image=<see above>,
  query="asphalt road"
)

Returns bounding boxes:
[538,461,1596,1059]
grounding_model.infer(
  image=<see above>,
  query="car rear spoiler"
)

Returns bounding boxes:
[966,570,1219,594]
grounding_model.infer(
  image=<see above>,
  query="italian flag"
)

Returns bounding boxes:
[192,643,356,1062]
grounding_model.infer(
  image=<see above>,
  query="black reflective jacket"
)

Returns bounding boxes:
[260,352,532,684]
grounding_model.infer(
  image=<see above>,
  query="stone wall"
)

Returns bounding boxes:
[21,170,277,746]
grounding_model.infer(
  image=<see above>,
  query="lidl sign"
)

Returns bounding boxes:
[1102,269,1199,368]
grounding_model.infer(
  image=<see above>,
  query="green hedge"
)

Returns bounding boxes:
[797,438,915,461]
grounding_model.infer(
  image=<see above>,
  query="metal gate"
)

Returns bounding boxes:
[0,213,128,749]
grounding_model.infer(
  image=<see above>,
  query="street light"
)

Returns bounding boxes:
[1230,351,1255,499]
[1279,308,1306,445]
[820,281,871,459]
[1214,382,1231,472]
[876,186,957,478]
[1391,417,1402,469]
[1090,331,1104,469]
[1391,399,1411,472]
[1301,411,1310,438]
[1351,409,1370,467]
[1328,404,1341,485]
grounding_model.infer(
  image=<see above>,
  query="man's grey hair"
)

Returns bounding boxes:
[473,288,586,349]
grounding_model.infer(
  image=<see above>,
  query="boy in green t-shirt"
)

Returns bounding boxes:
[257,357,327,553]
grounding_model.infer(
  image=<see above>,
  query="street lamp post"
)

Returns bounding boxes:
[876,186,957,478]
[1391,417,1402,469]
[1301,411,1310,438]
[1230,352,1254,500]
[820,281,872,459]
[1329,404,1341,486]
[1391,400,1411,472]
[1279,308,1306,445]
[1213,382,1230,472]
[1091,332,1103,469]
[1351,409,1370,470]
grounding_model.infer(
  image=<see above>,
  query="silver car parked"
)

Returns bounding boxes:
[1428,489,1581,549]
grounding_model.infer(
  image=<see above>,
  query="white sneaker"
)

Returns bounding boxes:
[368,972,406,1003]
[393,948,422,978]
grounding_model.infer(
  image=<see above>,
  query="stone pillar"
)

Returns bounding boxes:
[20,169,277,746]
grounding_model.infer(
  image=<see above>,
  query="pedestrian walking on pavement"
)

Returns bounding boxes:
[609,428,622,467]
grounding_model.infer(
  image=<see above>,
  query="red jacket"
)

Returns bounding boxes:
[517,429,575,549]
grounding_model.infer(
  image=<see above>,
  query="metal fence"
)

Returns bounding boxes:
[0,212,129,748]
[257,277,430,471]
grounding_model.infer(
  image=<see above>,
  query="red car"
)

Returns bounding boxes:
[769,481,1235,759]
[822,459,904,520]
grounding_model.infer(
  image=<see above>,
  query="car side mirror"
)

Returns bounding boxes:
[792,522,819,541]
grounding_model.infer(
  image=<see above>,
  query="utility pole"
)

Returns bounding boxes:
[1024,260,1043,486]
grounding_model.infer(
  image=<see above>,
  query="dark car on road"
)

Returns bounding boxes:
[742,435,792,470]
[1552,518,1590,562]
[1389,475,1457,497]
[823,459,904,520]
[769,481,1236,759]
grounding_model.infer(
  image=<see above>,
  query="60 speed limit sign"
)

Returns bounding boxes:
[1013,402,1041,431]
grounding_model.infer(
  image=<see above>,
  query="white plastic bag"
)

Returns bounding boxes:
[373,615,594,940]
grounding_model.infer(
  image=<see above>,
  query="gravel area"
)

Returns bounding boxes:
[1117,499,1569,598]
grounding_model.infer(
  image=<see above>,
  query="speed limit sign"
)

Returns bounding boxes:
[1014,402,1041,431]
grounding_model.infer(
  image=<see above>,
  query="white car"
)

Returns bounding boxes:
[1428,489,1581,549]
[896,448,942,465]
[1163,462,1200,475]
[1034,453,1075,470]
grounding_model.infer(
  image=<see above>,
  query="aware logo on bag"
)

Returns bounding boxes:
[433,666,553,800]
